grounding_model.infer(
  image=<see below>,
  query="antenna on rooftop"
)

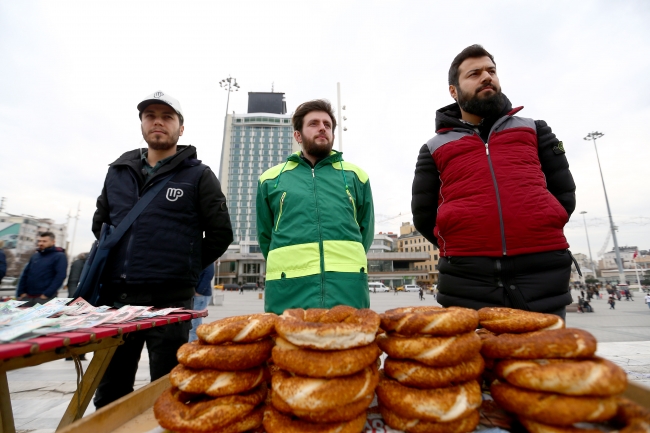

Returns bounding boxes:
[271,82,274,93]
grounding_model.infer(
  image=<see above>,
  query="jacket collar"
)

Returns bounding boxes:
[434,94,516,132]
[109,145,200,184]
[288,150,343,167]
[38,246,65,255]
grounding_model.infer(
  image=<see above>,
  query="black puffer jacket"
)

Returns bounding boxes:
[92,145,233,291]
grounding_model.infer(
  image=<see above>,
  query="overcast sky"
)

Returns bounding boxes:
[1,0,649,260]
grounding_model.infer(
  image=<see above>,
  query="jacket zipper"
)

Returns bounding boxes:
[480,116,511,256]
[346,189,359,226]
[311,167,326,305]
[484,140,507,255]
[275,191,287,231]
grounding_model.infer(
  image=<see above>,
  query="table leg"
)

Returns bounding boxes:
[56,344,119,431]
[0,369,15,433]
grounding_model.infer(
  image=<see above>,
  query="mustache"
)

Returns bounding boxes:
[476,84,497,94]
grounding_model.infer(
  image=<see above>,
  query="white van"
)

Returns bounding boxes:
[368,282,390,292]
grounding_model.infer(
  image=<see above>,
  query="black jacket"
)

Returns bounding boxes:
[412,96,576,249]
[0,249,5,282]
[67,257,86,289]
[92,145,233,295]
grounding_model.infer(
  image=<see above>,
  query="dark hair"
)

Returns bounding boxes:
[448,44,496,87]
[39,231,55,240]
[292,99,337,133]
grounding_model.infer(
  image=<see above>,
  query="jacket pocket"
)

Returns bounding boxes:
[275,191,287,232]
[346,189,359,226]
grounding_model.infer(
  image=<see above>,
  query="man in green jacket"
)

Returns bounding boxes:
[256,99,375,314]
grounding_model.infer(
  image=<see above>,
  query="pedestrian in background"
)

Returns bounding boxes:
[16,232,67,305]
[189,263,215,342]
[644,293,650,309]
[609,295,616,310]
[67,252,89,297]
[0,249,6,284]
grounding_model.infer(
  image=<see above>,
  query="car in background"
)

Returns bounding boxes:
[241,283,259,291]
[404,284,421,292]
[368,282,390,292]
[220,283,240,291]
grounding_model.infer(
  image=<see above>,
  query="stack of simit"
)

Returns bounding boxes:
[264,305,382,433]
[376,306,484,433]
[479,307,629,433]
[153,313,277,433]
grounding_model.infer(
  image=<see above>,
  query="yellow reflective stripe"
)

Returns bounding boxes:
[323,240,367,273]
[275,191,287,231]
[259,161,299,184]
[332,161,369,183]
[266,242,321,281]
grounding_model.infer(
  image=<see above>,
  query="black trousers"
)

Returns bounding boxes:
[437,249,573,319]
[93,298,192,409]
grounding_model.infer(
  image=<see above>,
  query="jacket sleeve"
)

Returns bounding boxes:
[411,143,441,247]
[92,180,110,239]
[256,181,273,260]
[16,260,30,296]
[358,179,375,253]
[44,253,68,298]
[198,168,234,268]
[536,120,576,218]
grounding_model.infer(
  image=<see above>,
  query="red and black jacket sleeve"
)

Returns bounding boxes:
[536,120,576,218]
[411,144,441,247]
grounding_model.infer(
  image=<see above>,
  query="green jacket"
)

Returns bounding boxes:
[256,150,374,314]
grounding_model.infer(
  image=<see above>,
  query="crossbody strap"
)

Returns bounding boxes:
[101,173,176,251]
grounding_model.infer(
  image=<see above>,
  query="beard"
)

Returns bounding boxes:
[142,126,181,151]
[457,84,505,119]
[302,135,333,160]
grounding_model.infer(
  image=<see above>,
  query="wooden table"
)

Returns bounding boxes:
[55,377,650,433]
[0,310,206,433]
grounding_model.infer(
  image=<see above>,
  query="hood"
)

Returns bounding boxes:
[435,94,514,132]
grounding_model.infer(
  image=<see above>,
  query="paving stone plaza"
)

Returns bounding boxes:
[6,288,650,432]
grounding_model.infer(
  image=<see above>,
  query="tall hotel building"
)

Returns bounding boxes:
[217,92,300,285]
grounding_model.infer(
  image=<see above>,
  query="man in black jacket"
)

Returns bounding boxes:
[411,45,576,318]
[92,90,233,408]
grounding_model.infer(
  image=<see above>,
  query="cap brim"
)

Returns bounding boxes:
[137,99,178,114]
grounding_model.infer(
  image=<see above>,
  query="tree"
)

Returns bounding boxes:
[585,276,599,284]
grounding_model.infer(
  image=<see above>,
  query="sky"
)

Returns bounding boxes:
[1,0,649,260]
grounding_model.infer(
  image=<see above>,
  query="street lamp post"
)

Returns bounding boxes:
[217,76,239,180]
[336,83,343,152]
[580,211,595,279]
[583,132,626,284]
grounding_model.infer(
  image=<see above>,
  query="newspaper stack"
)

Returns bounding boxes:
[0,297,185,343]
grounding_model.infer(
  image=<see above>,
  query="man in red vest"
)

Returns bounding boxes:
[412,45,576,318]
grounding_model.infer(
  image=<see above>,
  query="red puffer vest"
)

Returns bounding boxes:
[428,108,569,257]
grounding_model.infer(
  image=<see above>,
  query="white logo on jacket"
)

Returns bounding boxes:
[166,188,184,202]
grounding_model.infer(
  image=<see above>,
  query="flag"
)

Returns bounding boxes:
[633,249,638,259]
